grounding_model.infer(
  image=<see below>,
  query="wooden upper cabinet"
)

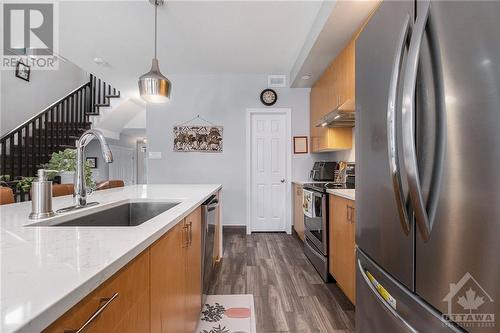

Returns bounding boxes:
[43,250,150,333]
[310,38,355,153]
[329,195,356,304]
[185,207,202,333]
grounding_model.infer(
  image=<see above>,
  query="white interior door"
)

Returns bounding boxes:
[109,145,136,185]
[250,113,287,232]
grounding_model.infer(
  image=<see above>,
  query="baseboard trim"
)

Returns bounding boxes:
[222,225,246,231]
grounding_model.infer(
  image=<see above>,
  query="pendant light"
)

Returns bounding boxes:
[138,0,171,103]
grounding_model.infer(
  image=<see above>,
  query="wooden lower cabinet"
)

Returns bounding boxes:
[184,207,202,333]
[293,183,305,241]
[44,205,205,333]
[43,250,151,333]
[151,222,187,333]
[151,206,202,333]
[329,194,356,304]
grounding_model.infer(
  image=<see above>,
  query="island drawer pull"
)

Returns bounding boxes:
[64,292,118,333]
[186,221,193,246]
[182,223,189,248]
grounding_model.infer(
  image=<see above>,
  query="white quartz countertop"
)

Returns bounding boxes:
[0,184,222,333]
[327,188,356,201]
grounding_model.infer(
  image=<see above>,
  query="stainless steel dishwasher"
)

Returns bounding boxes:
[201,195,219,301]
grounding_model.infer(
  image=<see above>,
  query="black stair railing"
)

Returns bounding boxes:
[0,74,120,202]
[89,74,120,114]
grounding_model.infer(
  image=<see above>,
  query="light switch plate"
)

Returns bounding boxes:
[148,151,162,159]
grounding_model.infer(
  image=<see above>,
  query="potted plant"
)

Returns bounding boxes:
[16,176,36,195]
[44,149,96,190]
[0,174,11,186]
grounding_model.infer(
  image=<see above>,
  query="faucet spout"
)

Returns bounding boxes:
[74,129,113,207]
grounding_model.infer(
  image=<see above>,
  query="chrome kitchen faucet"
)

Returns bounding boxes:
[56,129,113,214]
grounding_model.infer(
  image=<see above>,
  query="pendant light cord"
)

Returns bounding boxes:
[154,1,158,59]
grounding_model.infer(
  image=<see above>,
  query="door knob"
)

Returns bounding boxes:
[281,179,286,183]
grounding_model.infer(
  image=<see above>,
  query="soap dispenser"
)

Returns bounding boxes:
[29,169,58,219]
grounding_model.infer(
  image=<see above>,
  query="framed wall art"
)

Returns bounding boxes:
[173,125,223,152]
[86,157,97,168]
[15,61,30,82]
[293,136,308,154]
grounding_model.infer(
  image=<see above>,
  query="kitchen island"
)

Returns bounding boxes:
[0,184,222,333]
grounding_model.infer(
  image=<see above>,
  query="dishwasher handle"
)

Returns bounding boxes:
[204,195,219,212]
[207,200,219,212]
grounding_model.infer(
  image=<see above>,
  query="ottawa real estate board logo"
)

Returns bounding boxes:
[2,1,59,70]
[442,272,495,329]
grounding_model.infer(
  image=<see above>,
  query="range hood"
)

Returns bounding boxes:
[315,99,355,128]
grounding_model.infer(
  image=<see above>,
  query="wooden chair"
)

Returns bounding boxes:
[0,187,15,205]
[96,180,125,191]
[52,184,74,197]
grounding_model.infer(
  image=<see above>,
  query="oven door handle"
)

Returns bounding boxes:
[303,190,313,217]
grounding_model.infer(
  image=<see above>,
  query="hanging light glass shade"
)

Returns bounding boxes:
[138,0,171,103]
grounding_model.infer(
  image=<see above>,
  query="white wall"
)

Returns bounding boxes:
[87,133,138,183]
[0,59,88,136]
[147,74,320,226]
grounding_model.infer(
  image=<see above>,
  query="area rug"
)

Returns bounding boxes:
[196,294,257,333]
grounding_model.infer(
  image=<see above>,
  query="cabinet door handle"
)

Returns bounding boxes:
[346,205,351,222]
[187,221,193,246]
[182,224,189,248]
[64,293,118,333]
[348,206,355,224]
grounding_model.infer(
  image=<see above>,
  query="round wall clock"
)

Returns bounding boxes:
[260,89,278,106]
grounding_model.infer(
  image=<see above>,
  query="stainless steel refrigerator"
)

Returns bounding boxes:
[356,1,500,332]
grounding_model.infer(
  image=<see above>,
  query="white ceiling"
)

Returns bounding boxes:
[59,0,324,96]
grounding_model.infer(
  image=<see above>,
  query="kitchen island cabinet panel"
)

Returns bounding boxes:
[43,250,150,333]
[151,222,187,333]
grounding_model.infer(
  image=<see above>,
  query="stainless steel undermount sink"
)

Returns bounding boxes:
[29,201,180,227]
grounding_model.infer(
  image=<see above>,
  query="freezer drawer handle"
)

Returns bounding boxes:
[357,260,418,333]
[387,13,412,235]
[401,0,445,241]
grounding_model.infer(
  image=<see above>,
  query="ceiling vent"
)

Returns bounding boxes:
[268,75,287,88]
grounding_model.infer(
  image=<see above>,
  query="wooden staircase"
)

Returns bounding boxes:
[0,74,120,201]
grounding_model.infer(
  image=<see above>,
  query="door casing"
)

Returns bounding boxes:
[245,108,292,235]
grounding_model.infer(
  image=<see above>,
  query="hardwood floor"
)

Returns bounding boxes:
[208,227,355,333]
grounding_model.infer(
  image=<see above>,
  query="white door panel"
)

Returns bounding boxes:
[251,113,286,232]
[109,145,136,185]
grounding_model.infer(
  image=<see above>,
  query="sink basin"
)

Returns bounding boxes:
[31,201,180,227]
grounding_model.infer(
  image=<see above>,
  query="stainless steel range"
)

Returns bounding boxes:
[303,182,354,281]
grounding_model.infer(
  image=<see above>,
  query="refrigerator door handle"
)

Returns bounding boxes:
[357,259,419,333]
[387,13,412,235]
[402,0,444,241]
